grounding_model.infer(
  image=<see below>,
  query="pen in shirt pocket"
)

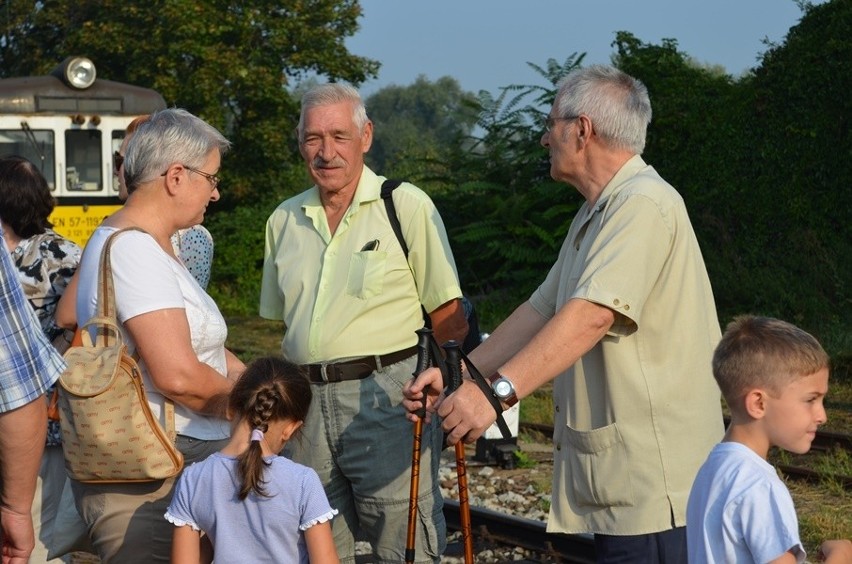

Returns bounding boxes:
[360,239,380,251]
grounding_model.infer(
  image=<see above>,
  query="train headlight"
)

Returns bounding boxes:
[53,56,97,90]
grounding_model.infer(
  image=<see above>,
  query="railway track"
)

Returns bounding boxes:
[442,500,595,563]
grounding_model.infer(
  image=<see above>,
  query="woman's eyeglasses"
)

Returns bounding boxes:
[182,165,220,191]
[159,164,220,191]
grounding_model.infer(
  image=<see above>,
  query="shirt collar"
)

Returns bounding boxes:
[302,164,379,211]
[594,154,647,212]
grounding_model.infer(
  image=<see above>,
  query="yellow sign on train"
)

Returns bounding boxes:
[50,204,122,247]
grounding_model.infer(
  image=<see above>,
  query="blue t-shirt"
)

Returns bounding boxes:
[165,452,336,563]
[687,442,805,563]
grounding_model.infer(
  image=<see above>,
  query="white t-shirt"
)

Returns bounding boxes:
[76,227,229,440]
[687,442,806,564]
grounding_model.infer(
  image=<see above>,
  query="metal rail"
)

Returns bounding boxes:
[443,500,596,563]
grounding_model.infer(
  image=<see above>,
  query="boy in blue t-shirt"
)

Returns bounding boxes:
[687,315,851,563]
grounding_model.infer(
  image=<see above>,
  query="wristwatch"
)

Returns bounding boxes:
[487,372,518,408]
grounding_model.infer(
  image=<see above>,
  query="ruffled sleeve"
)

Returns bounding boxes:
[298,466,338,531]
[299,508,338,532]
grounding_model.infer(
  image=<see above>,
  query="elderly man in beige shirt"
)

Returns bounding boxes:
[405,65,724,563]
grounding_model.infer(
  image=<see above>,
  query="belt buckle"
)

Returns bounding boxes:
[319,363,342,383]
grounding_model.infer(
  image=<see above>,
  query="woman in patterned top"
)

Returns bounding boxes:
[0,155,89,562]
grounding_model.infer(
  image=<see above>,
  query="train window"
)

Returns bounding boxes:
[65,129,103,192]
[0,129,56,189]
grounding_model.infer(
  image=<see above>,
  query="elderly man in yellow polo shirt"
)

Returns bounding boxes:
[405,65,724,563]
[259,82,467,563]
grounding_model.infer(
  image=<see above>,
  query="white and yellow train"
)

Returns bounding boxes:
[0,56,165,245]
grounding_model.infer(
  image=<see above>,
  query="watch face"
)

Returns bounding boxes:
[494,378,513,399]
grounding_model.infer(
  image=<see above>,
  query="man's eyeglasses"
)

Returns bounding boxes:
[160,164,220,191]
[113,151,124,173]
[544,115,580,132]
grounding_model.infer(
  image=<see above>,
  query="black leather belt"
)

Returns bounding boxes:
[306,346,418,384]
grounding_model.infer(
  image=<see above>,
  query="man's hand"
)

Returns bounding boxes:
[403,366,445,424]
[1,506,35,564]
[819,539,852,563]
[437,379,498,445]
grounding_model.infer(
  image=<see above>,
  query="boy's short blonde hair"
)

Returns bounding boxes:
[712,315,829,409]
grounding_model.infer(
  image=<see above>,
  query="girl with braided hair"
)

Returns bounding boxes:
[166,356,339,563]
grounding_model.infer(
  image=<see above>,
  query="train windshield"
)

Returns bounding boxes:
[65,128,103,192]
[0,128,56,188]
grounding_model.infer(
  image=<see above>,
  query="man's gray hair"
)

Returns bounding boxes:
[124,108,230,194]
[554,65,652,154]
[297,83,369,142]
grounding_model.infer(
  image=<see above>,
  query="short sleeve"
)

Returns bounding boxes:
[572,194,672,329]
[164,472,202,531]
[529,239,569,320]
[396,186,462,312]
[109,232,186,322]
[259,212,286,321]
[298,467,337,531]
[728,479,805,563]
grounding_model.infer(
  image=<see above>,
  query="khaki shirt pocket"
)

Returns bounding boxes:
[563,422,634,508]
[346,251,387,300]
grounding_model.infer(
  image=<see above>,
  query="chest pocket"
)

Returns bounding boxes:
[346,250,388,300]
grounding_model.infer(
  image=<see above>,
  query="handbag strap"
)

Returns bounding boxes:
[97,226,177,442]
[97,227,151,344]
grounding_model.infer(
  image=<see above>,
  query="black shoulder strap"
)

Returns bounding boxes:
[381,179,408,256]
[384,181,509,438]
[381,179,430,328]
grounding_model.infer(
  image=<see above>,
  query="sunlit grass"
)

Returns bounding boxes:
[225,316,284,362]
[519,384,554,426]
[787,478,852,554]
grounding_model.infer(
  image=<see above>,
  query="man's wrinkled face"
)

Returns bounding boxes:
[299,101,372,196]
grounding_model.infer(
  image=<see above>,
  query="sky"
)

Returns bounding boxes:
[345,0,816,98]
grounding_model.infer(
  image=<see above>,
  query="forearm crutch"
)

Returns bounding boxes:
[443,340,474,564]
[405,328,435,564]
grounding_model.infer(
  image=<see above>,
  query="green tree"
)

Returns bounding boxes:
[0,0,379,207]
[433,56,585,309]
[0,0,380,315]
[364,74,479,181]
[742,0,851,336]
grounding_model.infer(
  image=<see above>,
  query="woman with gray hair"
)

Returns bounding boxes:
[72,108,245,563]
